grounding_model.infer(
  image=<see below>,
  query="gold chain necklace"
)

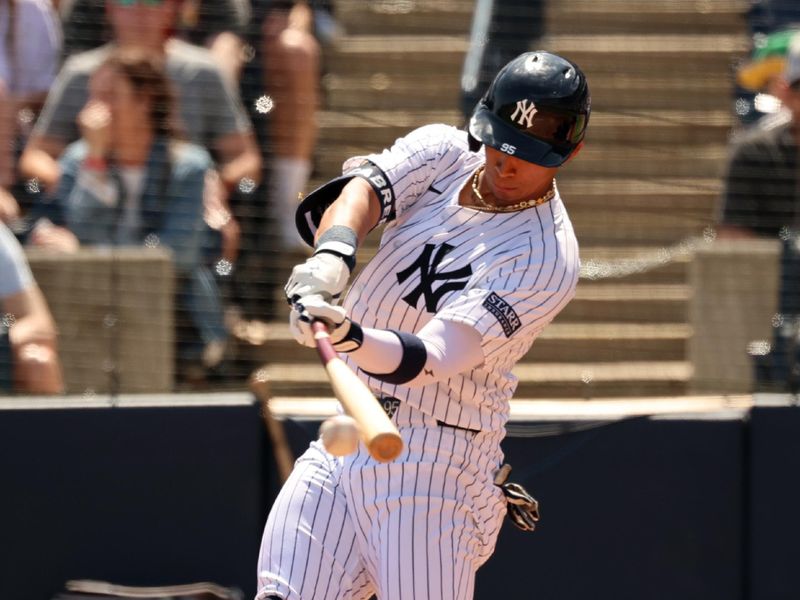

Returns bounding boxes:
[470,166,556,213]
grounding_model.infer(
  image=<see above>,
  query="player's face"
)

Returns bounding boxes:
[483,146,560,202]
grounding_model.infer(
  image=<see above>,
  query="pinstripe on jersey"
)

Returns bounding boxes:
[257,403,506,600]
[341,123,580,434]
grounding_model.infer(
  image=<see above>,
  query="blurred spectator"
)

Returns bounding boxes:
[734,0,800,127]
[720,33,800,393]
[746,0,800,36]
[460,0,544,119]
[0,0,62,221]
[260,0,321,252]
[0,221,64,394]
[735,28,800,126]
[719,33,800,239]
[19,0,260,266]
[37,49,229,380]
[59,0,251,84]
[53,0,329,321]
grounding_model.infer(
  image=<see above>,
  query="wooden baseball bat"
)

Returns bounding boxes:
[249,370,295,484]
[311,320,404,462]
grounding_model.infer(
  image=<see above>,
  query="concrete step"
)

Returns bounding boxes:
[528,323,690,362]
[544,34,748,77]
[569,142,728,179]
[322,70,735,112]
[569,212,713,247]
[336,0,474,35]
[241,321,689,365]
[584,110,733,145]
[325,36,469,78]
[579,246,692,284]
[512,361,692,398]
[558,177,720,206]
[562,179,719,245]
[316,110,734,149]
[322,73,463,112]
[560,283,689,323]
[317,110,463,149]
[313,141,729,182]
[546,0,749,35]
[335,0,747,39]
[323,34,746,89]
[255,360,692,398]
[561,178,718,226]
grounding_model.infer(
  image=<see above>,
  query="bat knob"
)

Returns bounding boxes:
[369,432,404,463]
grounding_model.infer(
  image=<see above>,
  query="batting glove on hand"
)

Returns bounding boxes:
[290,294,364,352]
[494,464,541,533]
[285,252,351,304]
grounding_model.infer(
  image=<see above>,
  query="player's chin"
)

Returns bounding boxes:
[493,185,519,200]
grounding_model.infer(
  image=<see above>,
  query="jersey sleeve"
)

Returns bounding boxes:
[435,243,580,369]
[342,123,468,222]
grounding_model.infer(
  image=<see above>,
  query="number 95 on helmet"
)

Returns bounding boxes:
[468,51,591,167]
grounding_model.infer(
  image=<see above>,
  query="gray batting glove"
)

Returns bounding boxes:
[290,294,364,352]
[285,253,351,304]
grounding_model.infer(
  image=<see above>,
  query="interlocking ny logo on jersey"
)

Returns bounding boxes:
[397,243,473,312]
[510,99,538,128]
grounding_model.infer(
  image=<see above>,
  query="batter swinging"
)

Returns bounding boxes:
[257,50,590,600]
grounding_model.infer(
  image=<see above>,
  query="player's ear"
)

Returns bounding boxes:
[562,141,585,165]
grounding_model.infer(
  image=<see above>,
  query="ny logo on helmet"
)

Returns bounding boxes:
[510,99,537,128]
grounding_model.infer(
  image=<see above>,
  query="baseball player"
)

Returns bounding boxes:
[256,51,590,600]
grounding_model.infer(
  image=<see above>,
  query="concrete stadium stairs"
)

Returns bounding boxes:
[250,0,750,399]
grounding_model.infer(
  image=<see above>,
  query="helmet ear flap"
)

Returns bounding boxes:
[467,132,482,153]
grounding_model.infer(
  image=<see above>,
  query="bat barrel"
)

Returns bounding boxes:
[311,320,404,463]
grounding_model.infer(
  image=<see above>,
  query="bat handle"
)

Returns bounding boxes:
[311,320,338,364]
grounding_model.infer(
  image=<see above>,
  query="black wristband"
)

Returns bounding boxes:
[314,225,358,272]
[363,330,427,384]
[332,320,364,353]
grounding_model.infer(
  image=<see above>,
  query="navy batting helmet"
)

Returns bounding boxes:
[468,51,591,167]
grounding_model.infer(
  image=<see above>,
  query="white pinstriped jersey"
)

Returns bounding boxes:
[256,124,581,600]
[341,123,580,433]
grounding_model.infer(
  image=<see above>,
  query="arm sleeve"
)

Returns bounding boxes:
[0,224,34,298]
[348,318,485,387]
[436,249,580,370]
